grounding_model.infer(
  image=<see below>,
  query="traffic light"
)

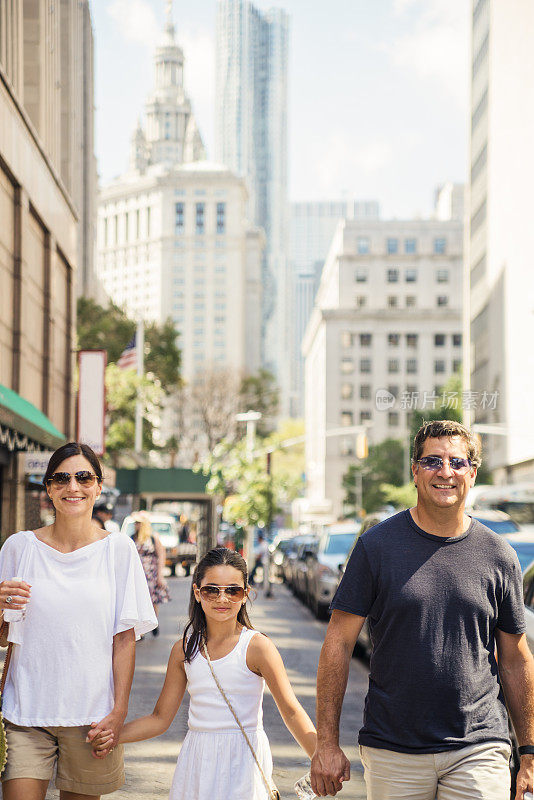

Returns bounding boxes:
[356,432,368,459]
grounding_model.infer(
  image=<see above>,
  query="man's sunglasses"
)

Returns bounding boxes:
[46,471,99,488]
[417,456,472,474]
[199,585,246,602]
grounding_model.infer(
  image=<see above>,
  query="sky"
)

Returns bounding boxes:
[90,0,470,218]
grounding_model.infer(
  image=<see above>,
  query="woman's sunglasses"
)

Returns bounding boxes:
[199,585,246,602]
[46,470,98,488]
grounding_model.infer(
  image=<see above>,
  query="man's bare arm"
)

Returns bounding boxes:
[496,629,534,800]
[311,610,366,797]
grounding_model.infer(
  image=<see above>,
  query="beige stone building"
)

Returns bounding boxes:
[0,1,95,537]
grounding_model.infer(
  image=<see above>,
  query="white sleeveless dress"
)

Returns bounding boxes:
[169,627,273,800]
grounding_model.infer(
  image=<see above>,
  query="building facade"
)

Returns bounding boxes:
[96,7,263,384]
[215,0,290,411]
[468,0,534,481]
[289,200,380,416]
[0,0,88,537]
[303,217,463,519]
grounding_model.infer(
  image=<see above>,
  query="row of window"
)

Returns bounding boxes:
[341,358,462,375]
[355,268,450,284]
[355,236,448,256]
[175,202,226,235]
[339,410,406,435]
[341,332,462,348]
[355,295,451,309]
[340,383,455,401]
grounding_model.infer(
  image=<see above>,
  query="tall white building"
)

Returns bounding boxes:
[215,0,290,411]
[289,200,380,415]
[303,216,463,519]
[96,5,263,383]
[468,0,534,481]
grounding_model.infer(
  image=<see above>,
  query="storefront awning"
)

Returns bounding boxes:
[0,383,65,451]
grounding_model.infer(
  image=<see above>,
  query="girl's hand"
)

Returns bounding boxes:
[86,708,126,755]
[88,728,114,759]
[0,579,31,611]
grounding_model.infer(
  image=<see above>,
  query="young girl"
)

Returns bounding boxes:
[90,547,317,799]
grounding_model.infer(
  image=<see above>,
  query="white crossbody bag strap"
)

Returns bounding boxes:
[202,640,279,800]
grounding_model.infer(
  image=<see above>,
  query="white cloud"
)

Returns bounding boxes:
[107,0,160,48]
[179,28,216,152]
[389,0,469,108]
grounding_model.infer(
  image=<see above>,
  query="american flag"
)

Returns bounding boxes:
[117,334,137,370]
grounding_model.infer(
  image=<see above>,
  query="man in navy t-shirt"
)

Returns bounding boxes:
[310,420,534,800]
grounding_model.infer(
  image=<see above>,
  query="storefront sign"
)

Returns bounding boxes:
[25,451,55,476]
[78,350,107,456]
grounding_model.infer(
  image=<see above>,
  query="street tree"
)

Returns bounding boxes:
[239,369,279,436]
[342,438,405,516]
[77,297,135,363]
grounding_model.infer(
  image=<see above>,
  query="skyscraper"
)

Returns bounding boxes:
[216,0,290,411]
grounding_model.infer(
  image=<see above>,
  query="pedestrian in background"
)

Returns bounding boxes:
[132,513,170,636]
[249,532,268,586]
[93,500,121,534]
[0,441,157,800]
[312,419,534,800]
[90,546,317,799]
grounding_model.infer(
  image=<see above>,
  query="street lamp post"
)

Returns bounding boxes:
[235,410,262,570]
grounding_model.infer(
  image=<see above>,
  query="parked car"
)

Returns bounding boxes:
[470,509,521,535]
[282,534,317,588]
[306,522,361,620]
[292,539,319,600]
[269,532,299,579]
[121,512,197,576]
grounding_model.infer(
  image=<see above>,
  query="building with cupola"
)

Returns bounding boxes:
[96,2,263,384]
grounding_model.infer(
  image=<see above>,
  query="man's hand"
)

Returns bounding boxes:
[515,754,534,800]
[88,728,114,759]
[311,743,351,797]
[86,708,126,758]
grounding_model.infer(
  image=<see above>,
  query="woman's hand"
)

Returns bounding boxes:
[89,728,114,759]
[86,708,126,758]
[0,579,31,611]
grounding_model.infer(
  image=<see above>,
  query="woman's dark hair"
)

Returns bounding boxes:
[43,442,103,487]
[183,547,253,663]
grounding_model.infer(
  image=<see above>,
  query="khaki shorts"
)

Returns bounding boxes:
[2,720,125,795]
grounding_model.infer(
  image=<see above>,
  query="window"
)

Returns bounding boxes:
[453,359,462,372]
[437,296,449,307]
[341,358,354,374]
[387,296,398,308]
[387,237,399,254]
[406,358,418,374]
[355,268,368,283]
[406,296,417,307]
[406,333,418,348]
[357,236,370,254]
[360,410,372,423]
[453,333,462,347]
[341,331,354,348]
[341,411,354,427]
[388,359,399,373]
[340,437,355,457]
[341,383,353,400]
[195,203,205,234]
[174,203,184,234]
[405,269,417,283]
[359,333,372,347]
[360,384,371,400]
[388,385,399,398]
[356,296,367,308]
[388,333,400,346]
[360,358,372,373]
[436,269,449,283]
[388,411,399,426]
[434,238,446,254]
[146,208,151,237]
[216,202,226,234]
[434,334,445,346]
[434,360,446,374]
[387,269,399,283]
[404,238,417,254]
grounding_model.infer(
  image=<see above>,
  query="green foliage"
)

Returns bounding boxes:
[105,363,164,458]
[145,319,182,391]
[77,298,135,364]
[380,482,417,509]
[409,373,463,446]
[342,438,406,516]
[239,369,279,436]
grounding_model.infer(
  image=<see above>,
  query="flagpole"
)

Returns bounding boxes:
[135,318,144,454]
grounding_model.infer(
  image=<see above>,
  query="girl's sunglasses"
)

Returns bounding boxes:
[46,470,98,488]
[199,585,246,602]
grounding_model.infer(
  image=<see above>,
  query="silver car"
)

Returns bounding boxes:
[307,523,360,619]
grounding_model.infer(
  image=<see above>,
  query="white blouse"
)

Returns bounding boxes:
[0,530,157,726]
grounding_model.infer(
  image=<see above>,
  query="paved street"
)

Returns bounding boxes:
[38,574,369,799]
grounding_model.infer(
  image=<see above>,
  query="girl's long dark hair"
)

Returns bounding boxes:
[183,547,254,663]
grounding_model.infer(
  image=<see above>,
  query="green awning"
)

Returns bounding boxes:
[0,383,65,449]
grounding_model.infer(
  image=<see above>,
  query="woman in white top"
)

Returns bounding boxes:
[0,442,157,800]
[91,547,317,800]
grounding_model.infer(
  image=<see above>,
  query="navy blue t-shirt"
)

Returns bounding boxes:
[331,510,526,753]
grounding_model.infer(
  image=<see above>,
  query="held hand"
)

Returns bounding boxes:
[311,744,351,797]
[515,754,534,800]
[86,708,126,758]
[0,580,31,611]
[88,728,114,759]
